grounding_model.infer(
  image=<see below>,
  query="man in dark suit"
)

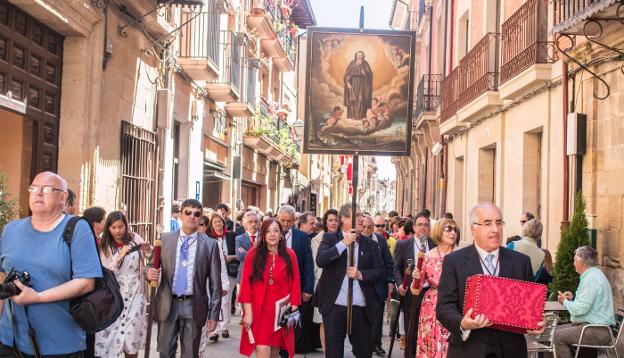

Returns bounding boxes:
[277,205,315,354]
[234,211,260,283]
[436,202,544,358]
[392,212,436,355]
[146,199,222,358]
[314,203,385,358]
[364,215,395,357]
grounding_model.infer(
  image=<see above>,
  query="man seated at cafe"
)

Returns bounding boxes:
[554,246,615,358]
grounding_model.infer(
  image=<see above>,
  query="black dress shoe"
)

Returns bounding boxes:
[222,330,230,338]
[374,346,386,356]
[209,334,219,342]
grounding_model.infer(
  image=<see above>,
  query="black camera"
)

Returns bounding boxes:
[0,268,32,300]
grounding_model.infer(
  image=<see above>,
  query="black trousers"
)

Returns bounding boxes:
[323,305,372,358]
[0,344,84,358]
[401,286,430,357]
[371,299,385,348]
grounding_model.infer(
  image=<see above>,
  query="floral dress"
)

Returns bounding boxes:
[415,254,450,358]
[95,237,147,357]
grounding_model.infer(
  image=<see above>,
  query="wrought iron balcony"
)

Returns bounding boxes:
[273,28,296,71]
[248,0,281,39]
[178,8,221,80]
[457,32,500,109]
[500,0,556,84]
[414,74,442,121]
[440,67,460,123]
[243,97,284,160]
[553,0,621,34]
[225,58,258,117]
[205,31,242,103]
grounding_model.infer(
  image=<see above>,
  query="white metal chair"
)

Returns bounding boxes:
[527,312,559,358]
[571,311,624,358]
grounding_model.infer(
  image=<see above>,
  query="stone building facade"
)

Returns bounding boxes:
[390,0,624,304]
[0,0,315,240]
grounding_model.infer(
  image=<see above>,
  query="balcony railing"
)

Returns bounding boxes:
[277,28,296,65]
[500,0,555,84]
[554,0,618,31]
[245,60,258,108]
[211,31,242,91]
[440,68,459,123]
[457,32,500,109]
[415,74,443,120]
[179,9,220,66]
[264,0,281,25]
[251,97,281,145]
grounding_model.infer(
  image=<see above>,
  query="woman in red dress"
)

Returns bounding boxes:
[239,218,301,357]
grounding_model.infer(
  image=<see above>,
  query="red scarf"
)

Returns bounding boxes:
[211,226,228,239]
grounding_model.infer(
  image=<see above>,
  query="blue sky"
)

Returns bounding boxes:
[308,0,397,180]
[309,0,392,30]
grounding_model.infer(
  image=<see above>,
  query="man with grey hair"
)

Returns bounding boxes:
[277,205,315,354]
[437,202,543,357]
[235,211,260,283]
[314,204,384,357]
[554,246,615,358]
[0,171,102,356]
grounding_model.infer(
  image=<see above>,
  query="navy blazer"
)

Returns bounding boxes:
[289,228,315,295]
[372,233,395,301]
[235,232,254,283]
[314,231,385,323]
[436,244,533,358]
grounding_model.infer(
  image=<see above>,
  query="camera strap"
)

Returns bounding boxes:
[8,301,41,358]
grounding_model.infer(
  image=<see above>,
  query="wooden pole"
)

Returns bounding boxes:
[346,154,359,335]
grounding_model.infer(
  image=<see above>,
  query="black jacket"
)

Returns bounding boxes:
[436,244,534,358]
[313,231,385,323]
[392,236,436,289]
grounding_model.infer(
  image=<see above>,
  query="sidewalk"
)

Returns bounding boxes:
[140,310,405,357]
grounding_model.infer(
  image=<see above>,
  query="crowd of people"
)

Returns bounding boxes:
[0,170,618,358]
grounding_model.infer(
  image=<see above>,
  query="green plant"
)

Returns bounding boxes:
[0,173,17,235]
[549,192,591,297]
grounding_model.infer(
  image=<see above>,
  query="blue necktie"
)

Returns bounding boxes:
[485,254,496,275]
[173,236,192,295]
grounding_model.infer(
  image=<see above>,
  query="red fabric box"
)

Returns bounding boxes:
[463,274,547,334]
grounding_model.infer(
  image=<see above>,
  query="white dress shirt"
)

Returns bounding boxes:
[285,228,293,248]
[413,236,431,288]
[335,232,365,307]
[474,245,500,276]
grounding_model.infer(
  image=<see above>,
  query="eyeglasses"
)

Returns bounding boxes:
[443,225,457,233]
[374,224,385,228]
[183,209,202,218]
[198,223,206,227]
[28,185,64,194]
[415,223,430,227]
[473,220,505,228]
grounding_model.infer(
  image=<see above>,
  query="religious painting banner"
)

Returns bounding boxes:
[303,27,416,156]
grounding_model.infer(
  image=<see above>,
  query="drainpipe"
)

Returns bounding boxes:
[449,0,455,70]
[562,61,570,229]
[440,136,447,215]
[442,0,449,76]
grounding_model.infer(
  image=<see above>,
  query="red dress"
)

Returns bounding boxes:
[238,248,301,357]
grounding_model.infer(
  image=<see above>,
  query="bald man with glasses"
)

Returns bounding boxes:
[0,171,102,357]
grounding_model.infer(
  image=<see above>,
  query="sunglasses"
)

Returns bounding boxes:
[374,224,385,228]
[183,210,202,218]
[443,225,457,233]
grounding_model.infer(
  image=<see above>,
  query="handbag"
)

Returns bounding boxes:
[226,260,240,278]
[63,217,124,334]
[279,307,301,330]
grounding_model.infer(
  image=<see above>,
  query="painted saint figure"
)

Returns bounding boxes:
[343,51,373,121]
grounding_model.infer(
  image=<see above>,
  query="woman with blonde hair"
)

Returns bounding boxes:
[412,218,458,357]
